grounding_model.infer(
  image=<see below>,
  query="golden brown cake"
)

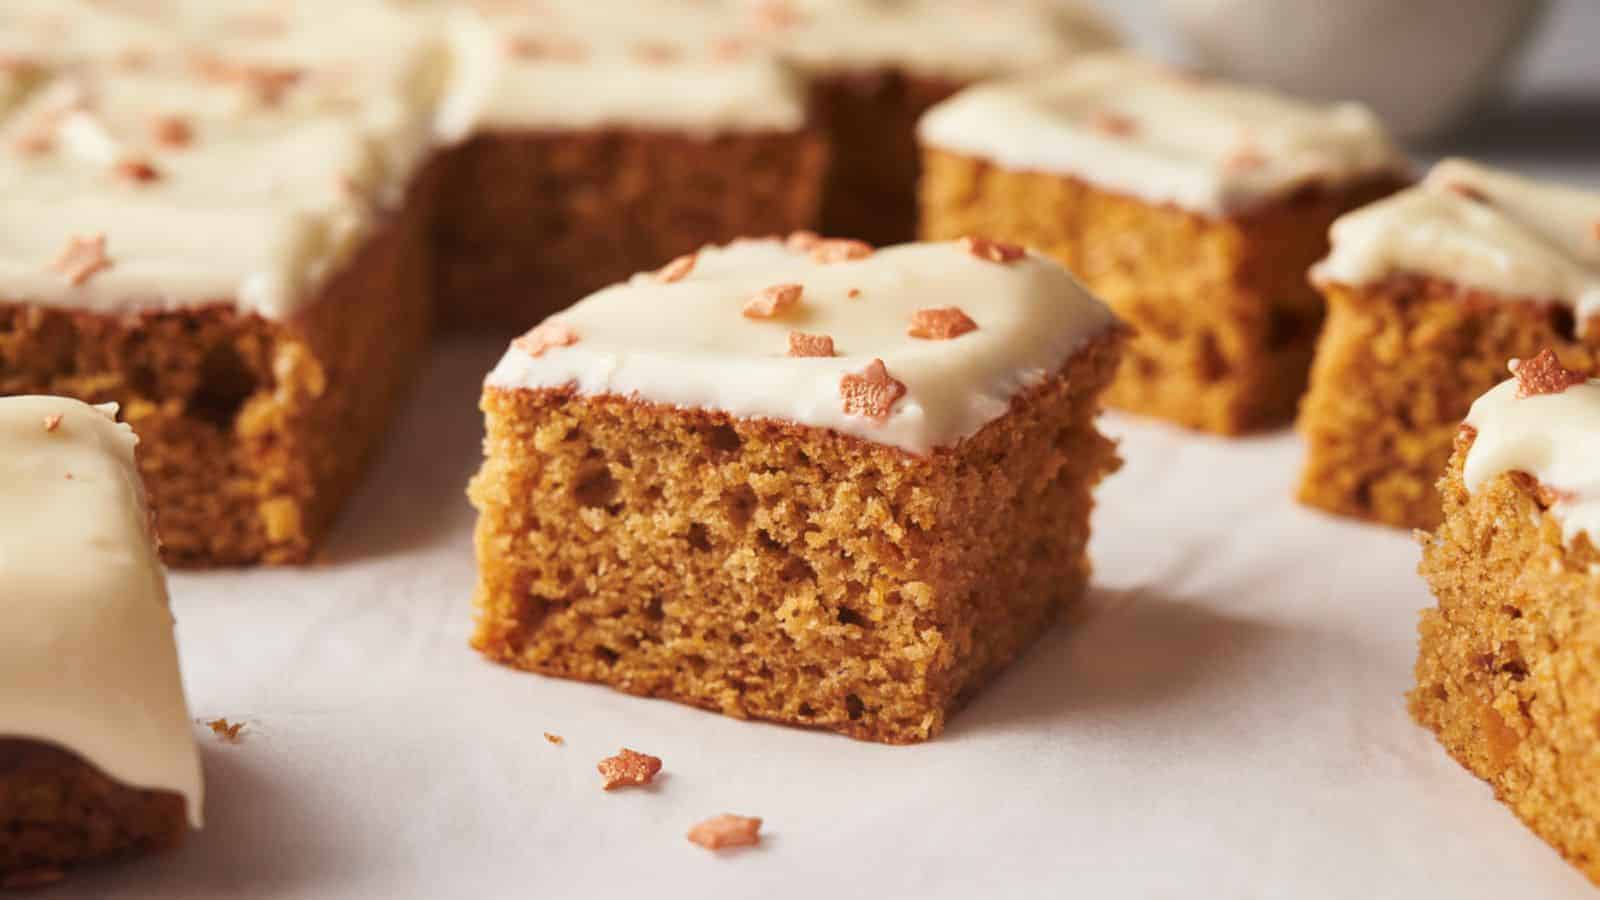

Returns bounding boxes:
[1412,353,1600,885]
[918,54,1408,434]
[0,5,444,564]
[469,236,1125,743]
[1300,160,1600,529]
[1,397,203,882]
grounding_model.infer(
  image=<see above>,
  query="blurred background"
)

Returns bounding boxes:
[1100,0,1598,185]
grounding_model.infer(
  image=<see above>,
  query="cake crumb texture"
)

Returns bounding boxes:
[1297,277,1598,529]
[0,741,186,879]
[1412,435,1600,884]
[469,332,1123,743]
[920,148,1402,434]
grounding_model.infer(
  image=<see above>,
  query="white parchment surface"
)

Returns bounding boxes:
[40,336,1596,899]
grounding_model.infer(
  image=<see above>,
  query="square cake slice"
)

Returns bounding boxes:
[469,236,1125,743]
[1411,353,1600,885]
[429,3,826,330]
[1,397,203,884]
[918,53,1408,434]
[1298,159,1600,529]
[0,4,446,564]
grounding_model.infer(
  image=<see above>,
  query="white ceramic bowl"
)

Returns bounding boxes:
[1163,0,1547,140]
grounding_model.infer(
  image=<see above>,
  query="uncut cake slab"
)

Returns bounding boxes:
[39,333,1595,899]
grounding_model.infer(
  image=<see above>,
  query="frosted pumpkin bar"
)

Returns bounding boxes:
[1411,353,1600,885]
[468,236,1125,743]
[918,53,1407,433]
[0,397,203,885]
[1299,159,1600,529]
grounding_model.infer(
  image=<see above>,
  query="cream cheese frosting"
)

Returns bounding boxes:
[917,53,1406,217]
[485,238,1120,454]
[1314,159,1600,332]
[1463,364,1600,548]
[0,396,203,827]
[0,0,449,319]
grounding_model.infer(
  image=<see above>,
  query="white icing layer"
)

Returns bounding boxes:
[918,53,1405,217]
[0,0,448,318]
[1464,371,1600,548]
[485,239,1120,454]
[0,396,203,827]
[1314,159,1600,331]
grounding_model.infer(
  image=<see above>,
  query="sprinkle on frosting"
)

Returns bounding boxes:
[1463,359,1600,547]
[191,56,306,108]
[113,158,161,184]
[148,115,193,149]
[787,331,835,357]
[744,282,803,318]
[207,718,245,742]
[656,253,698,284]
[504,35,589,63]
[908,306,978,340]
[785,230,821,252]
[961,236,1026,264]
[840,358,907,423]
[1513,350,1588,399]
[1313,159,1600,333]
[811,239,874,264]
[49,233,113,286]
[1088,110,1136,137]
[42,414,61,433]
[688,814,763,851]
[631,42,683,66]
[513,322,580,357]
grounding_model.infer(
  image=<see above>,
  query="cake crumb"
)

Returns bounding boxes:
[908,306,978,340]
[113,158,161,184]
[959,235,1025,264]
[687,814,763,850]
[787,331,835,358]
[847,288,861,299]
[149,115,193,148]
[597,748,662,790]
[784,230,821,252]
[744,283,802,318]
[840,359,906,422]
[1088,110,1137,137]
[513,322,579,357]
[49,233,113,286]
[543,732,564,745]
[42,414,62,433]
[207,718,245,742]
[1511,349,1588,399]
[810,239,873,264]
[655,253,697,283]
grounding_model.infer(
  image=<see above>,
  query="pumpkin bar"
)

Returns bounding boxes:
[1,397,203,884]
[1411,353,1600,885]
[1298,159,1600,529]
[469,235,1125,743]
[0,3,445,564]
[918,53,1408,433]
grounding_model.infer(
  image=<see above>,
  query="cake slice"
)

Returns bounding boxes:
[1,396,203,884]
[469,235,1125,743]
[430,1,826,330]
[1298,159,1600,529]
[1411,352,1600,885]
[0,3,447,564]
[918,53,1408,434]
